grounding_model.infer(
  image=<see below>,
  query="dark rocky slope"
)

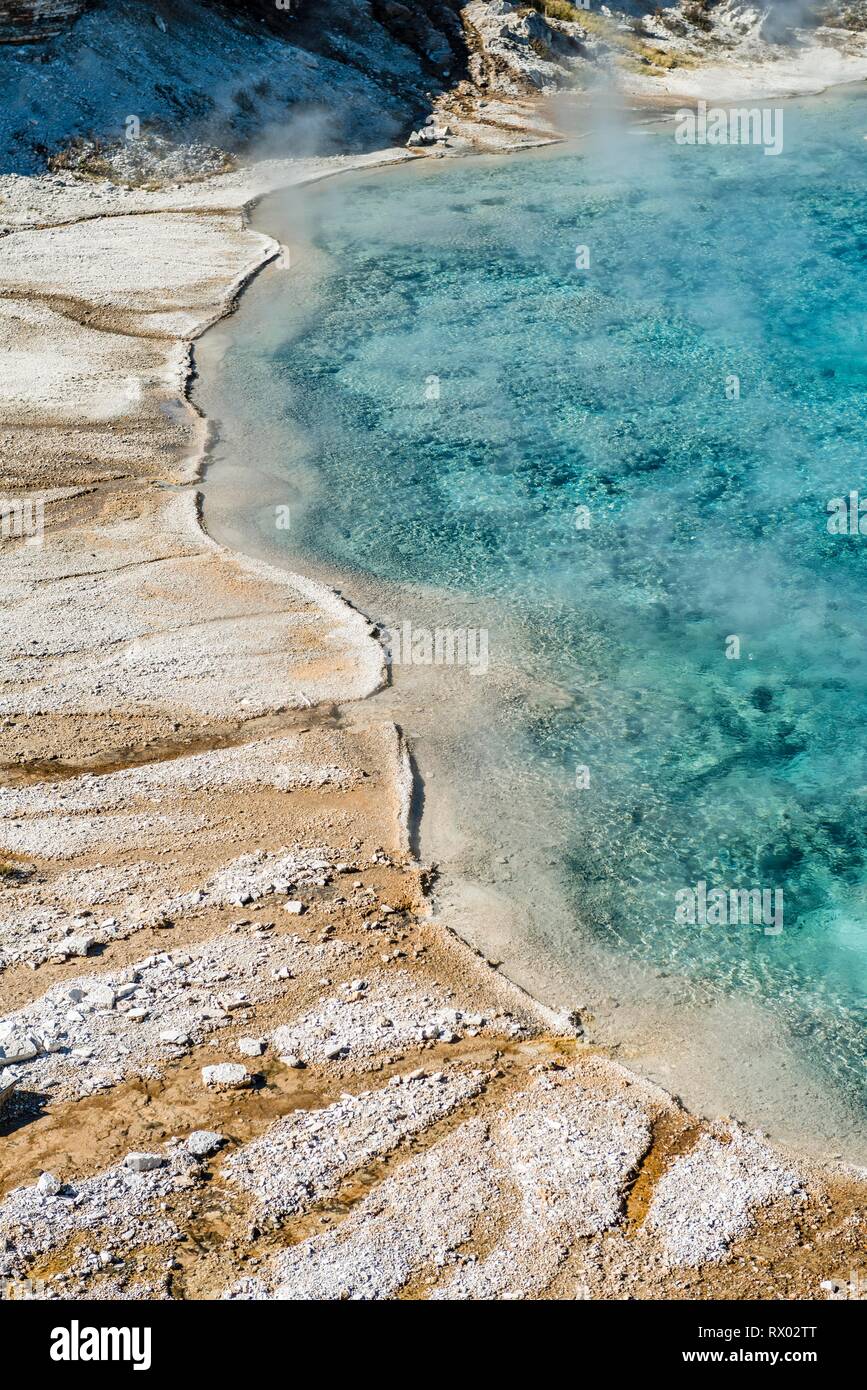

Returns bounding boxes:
[0,0,471,171]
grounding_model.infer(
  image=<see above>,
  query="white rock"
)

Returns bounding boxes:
[202,1063,252,1090]
[186,1130,226,1158]
[84,984,116,1010]
[67,936,96,957]
[0,1034,41,1066]
[238,1037,266,1057]
[123,1152,167,1173]
[218,993,250,1011]
[283,900,305,915]
[36,1171,62,1196]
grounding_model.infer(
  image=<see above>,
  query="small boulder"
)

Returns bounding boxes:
[83,984,116,1011]
[124,1152,167,1174]
[67,935,96,958]
[186,1130,226,1158]
[201,1063,252,1090]
[0,1032,42,1066]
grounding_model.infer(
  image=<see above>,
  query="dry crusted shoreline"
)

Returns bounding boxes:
[0,135,864,1301]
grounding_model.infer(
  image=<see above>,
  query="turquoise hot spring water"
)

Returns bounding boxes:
[200,90,867,1157]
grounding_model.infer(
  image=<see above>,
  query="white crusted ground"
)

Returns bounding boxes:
[647,1125,803,1266]
[232,1070,652,1300]
[224,1067,488,1223]
[268,969,532,1067]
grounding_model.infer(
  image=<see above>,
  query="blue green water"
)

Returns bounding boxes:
[209,93,867,1129]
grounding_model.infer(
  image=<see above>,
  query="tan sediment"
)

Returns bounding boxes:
[0,142,864,1303]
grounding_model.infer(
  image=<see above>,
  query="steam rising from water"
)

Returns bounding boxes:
[203,87,867,1149]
